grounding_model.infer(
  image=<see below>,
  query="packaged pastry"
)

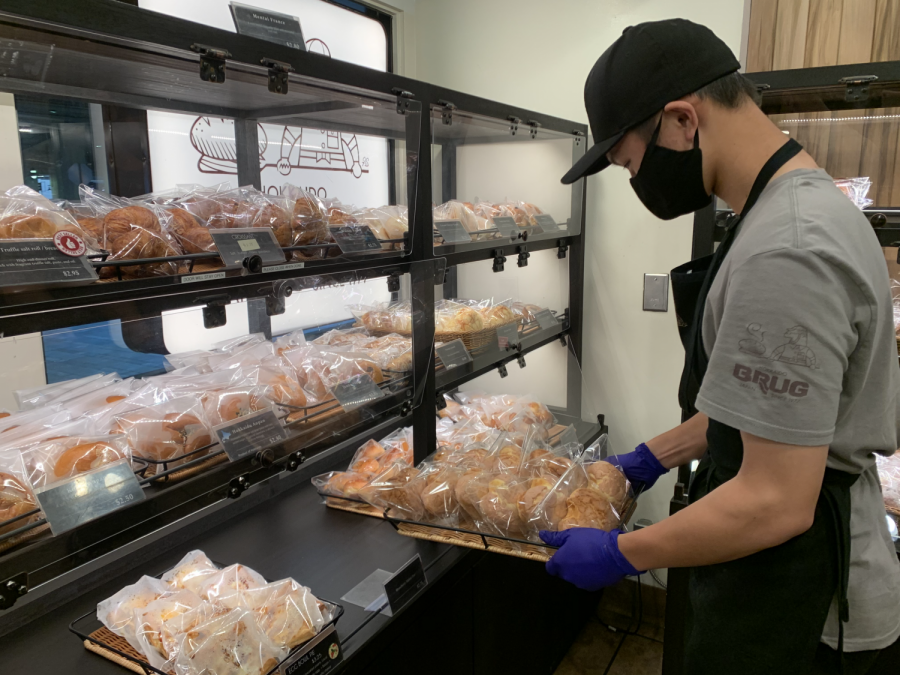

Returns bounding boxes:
[414,464,462,524]
[0,185,97,248]
[433,200,485,236]
[280,345,332,406]
[354,205,408,250]
[585,461,628,512]
[113,395,212,465]
[15,372,111,410]
[21,433,131,490]
[165,205,215,254]
[283,184,328,248]
[173,606,286,675]
[496,201,530,229]
[194,563,268,604]
[358,463,423,520]
[877,451,900,513]
[97,575,172,652]
[162,550,220,592]
[558,487,619,532]
[0,450,38,536]
[312,471,371,499]
[0,405,70,436]
[510,302,544,323]
[159,601,232,669]
[476,473,528,537]
[520,461,588,536]
[243,579,325,649]
[435,300,485,333]
[478,301,517,329]
[135,589,203,670]
[517,201,545,227]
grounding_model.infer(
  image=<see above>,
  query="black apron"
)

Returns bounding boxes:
[669,139,858,675]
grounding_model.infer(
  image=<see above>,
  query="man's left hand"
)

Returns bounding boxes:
[540,528,642,591]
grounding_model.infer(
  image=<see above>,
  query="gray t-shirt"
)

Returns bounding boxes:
[697,169,900,651]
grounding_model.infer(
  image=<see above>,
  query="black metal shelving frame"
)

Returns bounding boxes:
[663,59,900,675]
[0,0,594,636]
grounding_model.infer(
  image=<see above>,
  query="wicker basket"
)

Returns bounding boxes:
[325,496,384,519]
[394,522,552,562]
[84,628,158,675]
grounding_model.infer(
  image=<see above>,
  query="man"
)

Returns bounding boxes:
[541,19,900,675]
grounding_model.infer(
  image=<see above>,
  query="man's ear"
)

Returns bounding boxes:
[663,100,699,145]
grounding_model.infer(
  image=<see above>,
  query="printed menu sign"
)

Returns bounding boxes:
[209,228,286,267]
[215,408,287,462]
[0,240,97,287]
[533,214,560,233]
[491,216,519,239]
[230,2,306,51]
[384,555,427,613]
[435,220,472,244]
[329,225,382,253]
[34,460,145,535]
[331,374,386,412]
[436,339,473,370]
[534,309,559,330]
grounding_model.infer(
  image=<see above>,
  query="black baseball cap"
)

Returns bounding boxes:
[561,19,740,185]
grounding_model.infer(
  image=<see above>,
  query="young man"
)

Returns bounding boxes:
[542,19,900,675]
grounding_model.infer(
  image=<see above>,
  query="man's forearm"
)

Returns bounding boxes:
[645,412,709,469]
[617,473,814,570]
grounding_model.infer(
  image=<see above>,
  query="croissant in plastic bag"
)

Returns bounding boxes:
[358,464,423,520]
[173,606,286,675]
[0,185,97,248]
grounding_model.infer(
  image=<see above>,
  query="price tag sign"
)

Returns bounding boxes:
[279,624,342,675]
[436,339,473,370]
[331,374,386,412]
[533,214,560,233]
[534,308,559,330]
[209,228,286,268]
[0,239,98,288]
[435,220,472,244]
[384,554,427,614]
[491,216,519,239]
[496,323,519,350]
[214,408,287,462]
[329,225,382,254]
[230,1,306,51]
[34,459,145,535]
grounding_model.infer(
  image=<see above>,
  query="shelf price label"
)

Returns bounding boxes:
[279,624,343,675]
[209,228,286,268]
[230,2,306,51]
[329,225,382,253]
[34,459,145,535]
[533,214,560,233]
[0,239,98,288]
[435,220,472,244]
[496,323,519,350]
[384,554,427,613]
[214,408,287,462]
[331,374,386,412]
[534,309,559,330]
[436,339,473,370]
[491,216,519,239]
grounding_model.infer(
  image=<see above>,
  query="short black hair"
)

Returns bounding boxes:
[694,71,761,108]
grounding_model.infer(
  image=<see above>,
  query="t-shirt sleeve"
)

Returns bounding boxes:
[696,248,862,446]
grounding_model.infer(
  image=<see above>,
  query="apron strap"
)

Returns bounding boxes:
[678,139,803,412]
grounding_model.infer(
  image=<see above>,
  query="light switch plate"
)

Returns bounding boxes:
[643,273,669,312]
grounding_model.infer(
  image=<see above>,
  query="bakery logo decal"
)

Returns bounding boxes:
[328,642,340,659]
[732,363,810,398]
[190,38,367,184]
[738,323,819,369]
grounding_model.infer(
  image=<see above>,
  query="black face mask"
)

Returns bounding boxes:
[629,117,712,220]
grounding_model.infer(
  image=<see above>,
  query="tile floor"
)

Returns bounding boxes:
[555,579,664,675]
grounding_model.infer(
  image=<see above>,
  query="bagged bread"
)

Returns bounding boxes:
[358,463,423,520]
[97,575,171,652]
[162,550,220,592]
[135,589,203,669]
[113,395,213,465]
[21,433,131,490]
[0,185,97,248]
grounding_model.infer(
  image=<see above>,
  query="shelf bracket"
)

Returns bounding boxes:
[508,116,521,136]
[573,129,585,147]
[393,88,414,115]
[198,294,231,329]
[191,44,230,84]
[261,58,294,95]
[0,572,27,610]
[516,354,526,369]
[285,452,306,472]
[492,250,506,273]
[435,392,447,411]
[517,245,529,268]
[527,119,542,139]
[557,239,568,259]
[438,99,456,125]
[387,272,401,293]
[227,475,250,499]
[498,363,509,378]
[839,75,877,103]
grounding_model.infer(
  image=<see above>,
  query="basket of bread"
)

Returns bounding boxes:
[70,550,342,675]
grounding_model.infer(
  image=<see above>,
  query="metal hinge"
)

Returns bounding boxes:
[0,573,27,610]
[497,363,509,378]
[435,392,447,411]
[492,250,507,273]
[438,99,456,125]
[392,88,414,115]
[387,271,401,293]
[228,475,250,499]
[191,43,231,83]
[557,239,568,259]
[198,293,230,328]
[527,119,542,139]
[261,58,293,94]
[840,75,877,103]
[573,129,585,146]
[508,116,521,136]
[285,452,306,472]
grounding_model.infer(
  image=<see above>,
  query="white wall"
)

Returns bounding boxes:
[408,1,747,543]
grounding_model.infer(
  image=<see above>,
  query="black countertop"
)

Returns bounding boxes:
[0,472,470,674]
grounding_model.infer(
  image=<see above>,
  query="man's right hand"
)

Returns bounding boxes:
[606,443,669,491]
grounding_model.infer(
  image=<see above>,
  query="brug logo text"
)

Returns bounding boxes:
[732,363,809,398]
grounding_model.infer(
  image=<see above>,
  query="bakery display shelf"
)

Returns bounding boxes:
[433,233,577,267]
[435,316,568,391]
[383,485,640,564]
[69,559,344,675]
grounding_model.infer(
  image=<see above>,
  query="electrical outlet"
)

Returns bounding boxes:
[643,273,668,312]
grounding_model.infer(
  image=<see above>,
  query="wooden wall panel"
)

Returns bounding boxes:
[795,112,834,168]
[826,110,865,180]
[873,0,900,61]
[805,0,843,67]
[773,0,810,69]
[859,110,900,206]
[747,0,779,72]
[837,0,877,64]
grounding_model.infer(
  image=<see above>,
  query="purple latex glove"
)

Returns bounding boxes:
[606,442,668,491]
[540,528,641,591]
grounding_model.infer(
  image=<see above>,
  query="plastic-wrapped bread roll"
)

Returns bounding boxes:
[558,487,619,532]
[162,550,220,591]
[433,200,479,234]
[314,471,371,498]
[435,301,485,332]
[477,473,528,537]
[358,464,423,520]
[0,186,97,248]
[135,590,202,669]
[246,578,326,648]
[479,303,516,329]
[0,466,37,536]
[97,575,172,652]
[165,206,215,254]
[585,461,628,512]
